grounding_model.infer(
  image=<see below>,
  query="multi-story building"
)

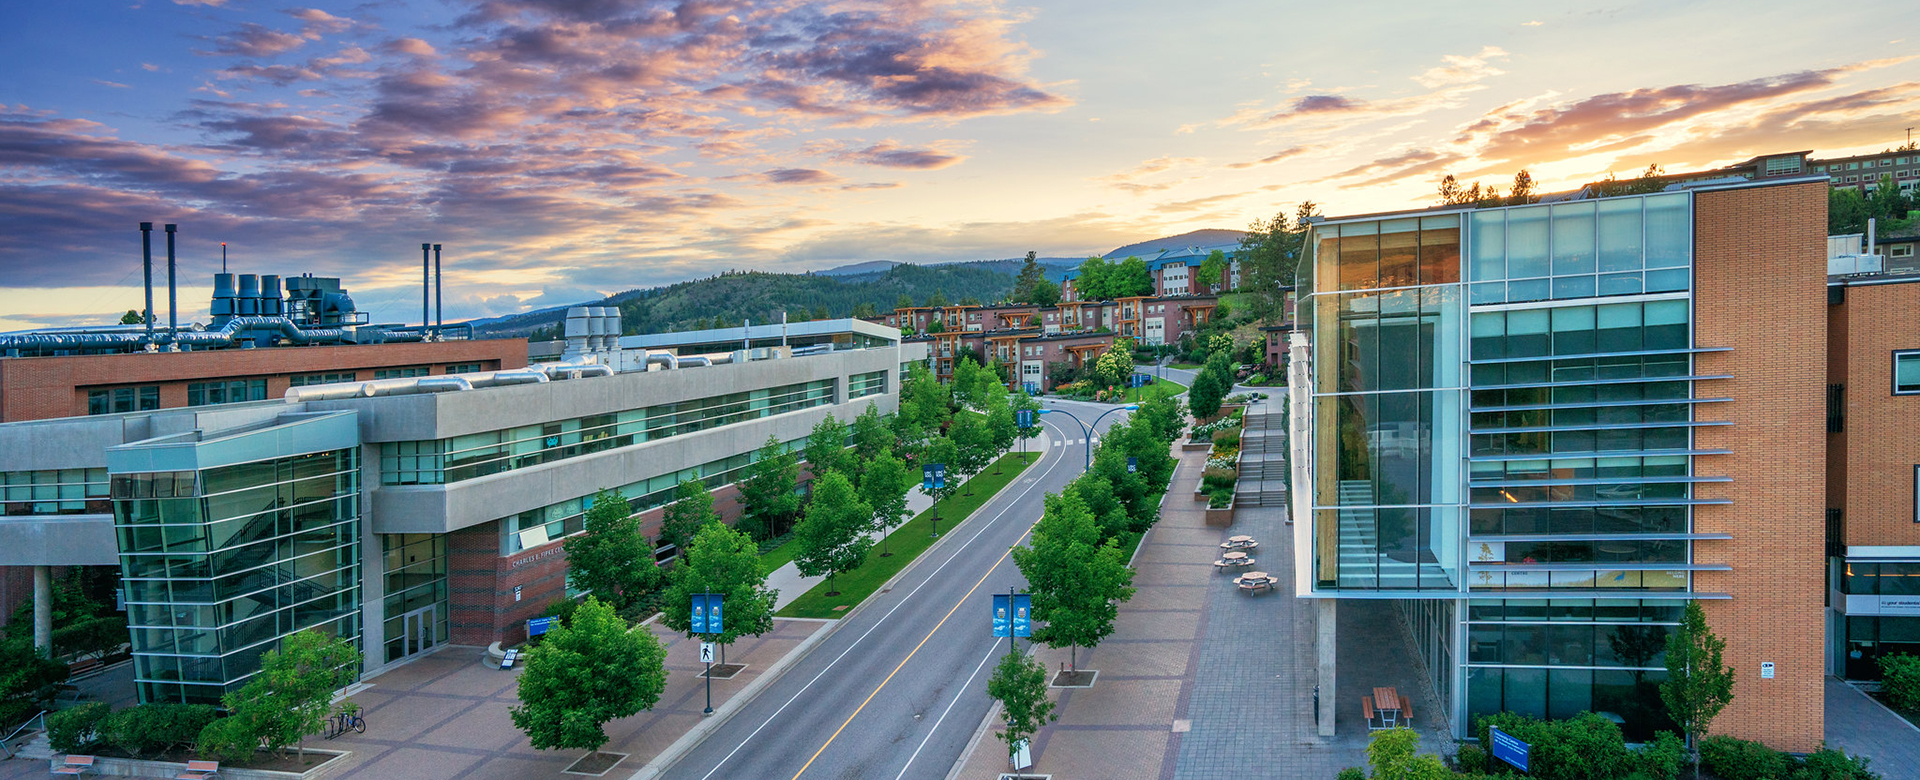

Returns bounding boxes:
[1289,175,1831,750]
[1060,242,1240,302]
[1598,147,1920,196]
[0,316,922,704]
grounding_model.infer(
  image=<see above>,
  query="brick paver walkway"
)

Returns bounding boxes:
[1827,677,1920,780]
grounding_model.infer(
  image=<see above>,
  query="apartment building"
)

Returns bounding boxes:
[1289,176,1831,750]
[0,317,922,705]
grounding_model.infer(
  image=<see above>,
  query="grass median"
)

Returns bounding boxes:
[776,450,1042,619]
[1120,378,1186,404]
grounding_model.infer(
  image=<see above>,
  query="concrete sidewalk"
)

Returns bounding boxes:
[1827,677,1920,780]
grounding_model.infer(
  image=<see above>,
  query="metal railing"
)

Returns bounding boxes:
[0,710,47,759]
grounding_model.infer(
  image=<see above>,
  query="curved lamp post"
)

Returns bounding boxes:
[1038,404,1137,469]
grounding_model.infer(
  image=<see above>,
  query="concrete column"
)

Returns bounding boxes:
[1317,597,1337,737]
[32,565,52,655]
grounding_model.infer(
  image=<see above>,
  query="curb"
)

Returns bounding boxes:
[625,619,835,780]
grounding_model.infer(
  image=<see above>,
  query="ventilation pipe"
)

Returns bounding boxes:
[586,307,606,353]
[140,223,155,345]
[1868,218,1878,256]
[259,275,281,317]
[433,244,443,338]
[563,307,590,358]
[646,351,679,370]
[237,274,259,316]
[421,244,431,329]
[164,224,178,350]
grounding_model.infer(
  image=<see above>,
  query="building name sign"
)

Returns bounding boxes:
[1880,597,1920,615]
[509,546,566,570]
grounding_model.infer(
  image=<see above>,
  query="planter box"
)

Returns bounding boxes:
[1204,499,1236,527]
[1181,440,1213,452]
[55,749,351,780]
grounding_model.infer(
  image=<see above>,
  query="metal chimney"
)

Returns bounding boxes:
[140,222,154,344]
[164,224,178,349]
[433,244,443,336]
[421,244,431,329]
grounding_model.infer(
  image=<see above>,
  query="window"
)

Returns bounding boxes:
[187,379,267,406]
[289,372,356,387]
[375,366,430,379]
[445,363,484,374]
[87,386,160,415]
[848,370,887,399]
[1897,351,1920,395]
[1892,245,1915,258]
[1764,156,1802,176]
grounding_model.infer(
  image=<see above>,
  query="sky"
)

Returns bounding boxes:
[2,0,1917,330]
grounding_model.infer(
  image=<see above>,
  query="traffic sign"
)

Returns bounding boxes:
[700,642,715,664]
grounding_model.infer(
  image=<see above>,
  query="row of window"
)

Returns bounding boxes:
[1469,300,1689,360]
[1318,215,1463,291]
[848,370,888,399]
[379,379,837,485]
[87,386,159,415]
[1469,568,1687,591]
[1468,194,1690,306]
[187,380,267,407]
[1470,505,1689,537]
[1,468,110,515]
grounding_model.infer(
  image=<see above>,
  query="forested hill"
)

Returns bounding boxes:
[475,262,1015,338]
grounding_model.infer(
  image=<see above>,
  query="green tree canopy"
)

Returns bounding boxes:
[1012,490,1136,670]
[858,449,912,555]
[793,471,873,594]
[1111,256,1152,298]
[987,650,1056,763]
[660,523,777,645]
[925,289,950,308]
[1011,251,1047,304]
[564,488,662,610]
[1073,256,1111,301]
[737,435,801,540]
[949,411,997,484]
[221,629,362,760]
[851,402,893,463]
[510,597,667,754]
[656,479,719,562]
[804,413,852,480]
[894,293,915,311]
[1197,251,1228,294]
[1237,202,1318,322]
[1091,337,1135,390]
[120,310,143,325]
[1031,279,1061,308]
[1662,600,1734,777]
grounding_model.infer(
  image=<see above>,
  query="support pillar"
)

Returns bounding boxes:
[1317,597,1337,737]
[32,565,52,655]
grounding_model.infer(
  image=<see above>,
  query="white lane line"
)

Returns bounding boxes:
[691,420,1074,780]
[892,642,1001,780]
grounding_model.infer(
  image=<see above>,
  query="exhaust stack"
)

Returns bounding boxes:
[433,244,443,337]
[140,223,154,345]
[421,243,431,330]
[164,224,178,350]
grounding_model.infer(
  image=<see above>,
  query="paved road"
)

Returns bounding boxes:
[1138,362,1265,397]
[652,407,1128,780]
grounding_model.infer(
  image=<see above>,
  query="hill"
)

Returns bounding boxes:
[474,263,1017,338]
[816,256,1080,282]
[1104,228,1246,259]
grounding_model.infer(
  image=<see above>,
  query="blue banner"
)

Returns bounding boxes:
[690,594,708,634]
[1127,456,1137,473]
[1017,409,1034,429]
[709,596,724,633]
[992,594,1011,637]
[1490,726,1529,772]
[922,463,946,491]
[527,616,558,637]
[1011,594,1032,637]
[691,593,723,634]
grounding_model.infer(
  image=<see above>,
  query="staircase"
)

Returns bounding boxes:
[14,732,52,760]
[1332,480,1453,590]
[1232,401,1289,507]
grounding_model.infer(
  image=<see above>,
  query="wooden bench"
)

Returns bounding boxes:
[1363,696,1383,730]
[176,760,220,779]
[52,755,95,776]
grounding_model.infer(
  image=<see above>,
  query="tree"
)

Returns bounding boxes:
[1439,174,1490,206]
[1237,202,1319,322]
[1074,256,1111,301]
[920,435,961,518]
[1111,256,1152,298]
[564,488,662,611]
[1189,348,1233,420]
[959,295,982,306]
[1197,250,1228,294]
[222,629,362,760]
[1030,279,1061,308]
[1012,251,1047,304]
[952,356,994,408]
[850,402,893,463]
[1506,169,1539,205]
[851,302,878,318]
[986,650,1056,765]
[737,435,801,540]
[0,639,69,728]
[119,310,143,325]
[660,523,778,647]
[1090,337,1135,390]
[656,479,719,562]
[1011,491,1135,671]
[925,289,949,308]
[1661,600,1735,779]
[949,411,996,493]
[1592,164,1666,197]
[793,472,873,595]
[510,597,667,755]
[1366,727,1454,780]
[894,293,915,311]
[858,449,912,555]
[804,414,851,480]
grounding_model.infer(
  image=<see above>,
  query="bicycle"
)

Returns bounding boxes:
[323,707,366,739]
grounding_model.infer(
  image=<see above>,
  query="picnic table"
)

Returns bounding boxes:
[1220,536,1258,551]
[1364,686,1409,730]
[1213,551,1256,571]
[1233,571,1275,594]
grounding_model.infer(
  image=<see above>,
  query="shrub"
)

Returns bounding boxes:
[100,702,217,758]
[1878,653,1920,710]
[1700,735,1792,780]
[1207,489,1233,508]
[1474,712,1633,780]
[1212,428,1241,449]
[47,701,109,754]
[1454,743,1488,773]
[195,715,261,765]
[1793,746,1878,780]
[1337,768,1367,780]
[1634,731,1686,780]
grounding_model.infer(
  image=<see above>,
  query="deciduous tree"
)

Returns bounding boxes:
[221,629,362,760]
[1197,250,1228,294]
[987,650,1055,765]
[804,414,851,481]
[738,435,801,540]
[792,471,873,596]
[858,449,913,555]
[510,597,667,755]
[660,523,777,646]
[1662,600,1735,779]
[1074,256,1111,301]
[1112,256,1152,298]
[1012,491,1136,671]
[1237,202,1319,322]
[657,479,719,563]
[564,488,662,610]
[851,402,893,464]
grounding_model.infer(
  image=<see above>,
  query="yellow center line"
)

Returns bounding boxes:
[789,530,1032,780]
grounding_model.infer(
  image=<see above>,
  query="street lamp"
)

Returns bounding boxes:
[1038,405,1138,469]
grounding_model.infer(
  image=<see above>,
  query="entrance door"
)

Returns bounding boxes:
[402,605,437,658]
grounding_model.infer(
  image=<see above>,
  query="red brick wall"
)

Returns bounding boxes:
[1836,282,1920,546]
[0,338,527,422]
[1691,180,1828,752]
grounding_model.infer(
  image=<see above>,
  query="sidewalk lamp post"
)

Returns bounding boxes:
[1037,405,1137,469]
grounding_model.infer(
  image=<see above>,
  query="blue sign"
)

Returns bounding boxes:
[1490,726,1529,772]
[1131,374,1145,388]
[1023,382,1038,395]
[527,616,558,637]
[1127,456,1137,473]
[1017,409,1034,429]
[992,594,1033,638]
[690,593,724,634]
[922,463,946,491]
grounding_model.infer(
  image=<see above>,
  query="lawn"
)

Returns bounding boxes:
[1120,378,1187,404]
[776,451,1042,619]
[759,536,801,576]
[1169,362,1202,370]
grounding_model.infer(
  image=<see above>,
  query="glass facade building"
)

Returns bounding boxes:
[1300,191,1725,741]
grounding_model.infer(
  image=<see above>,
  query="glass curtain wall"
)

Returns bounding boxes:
[115,449,362,704]
[1464,598,1681,741]
[381,534,447,663]
[1311,216,1464,591]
